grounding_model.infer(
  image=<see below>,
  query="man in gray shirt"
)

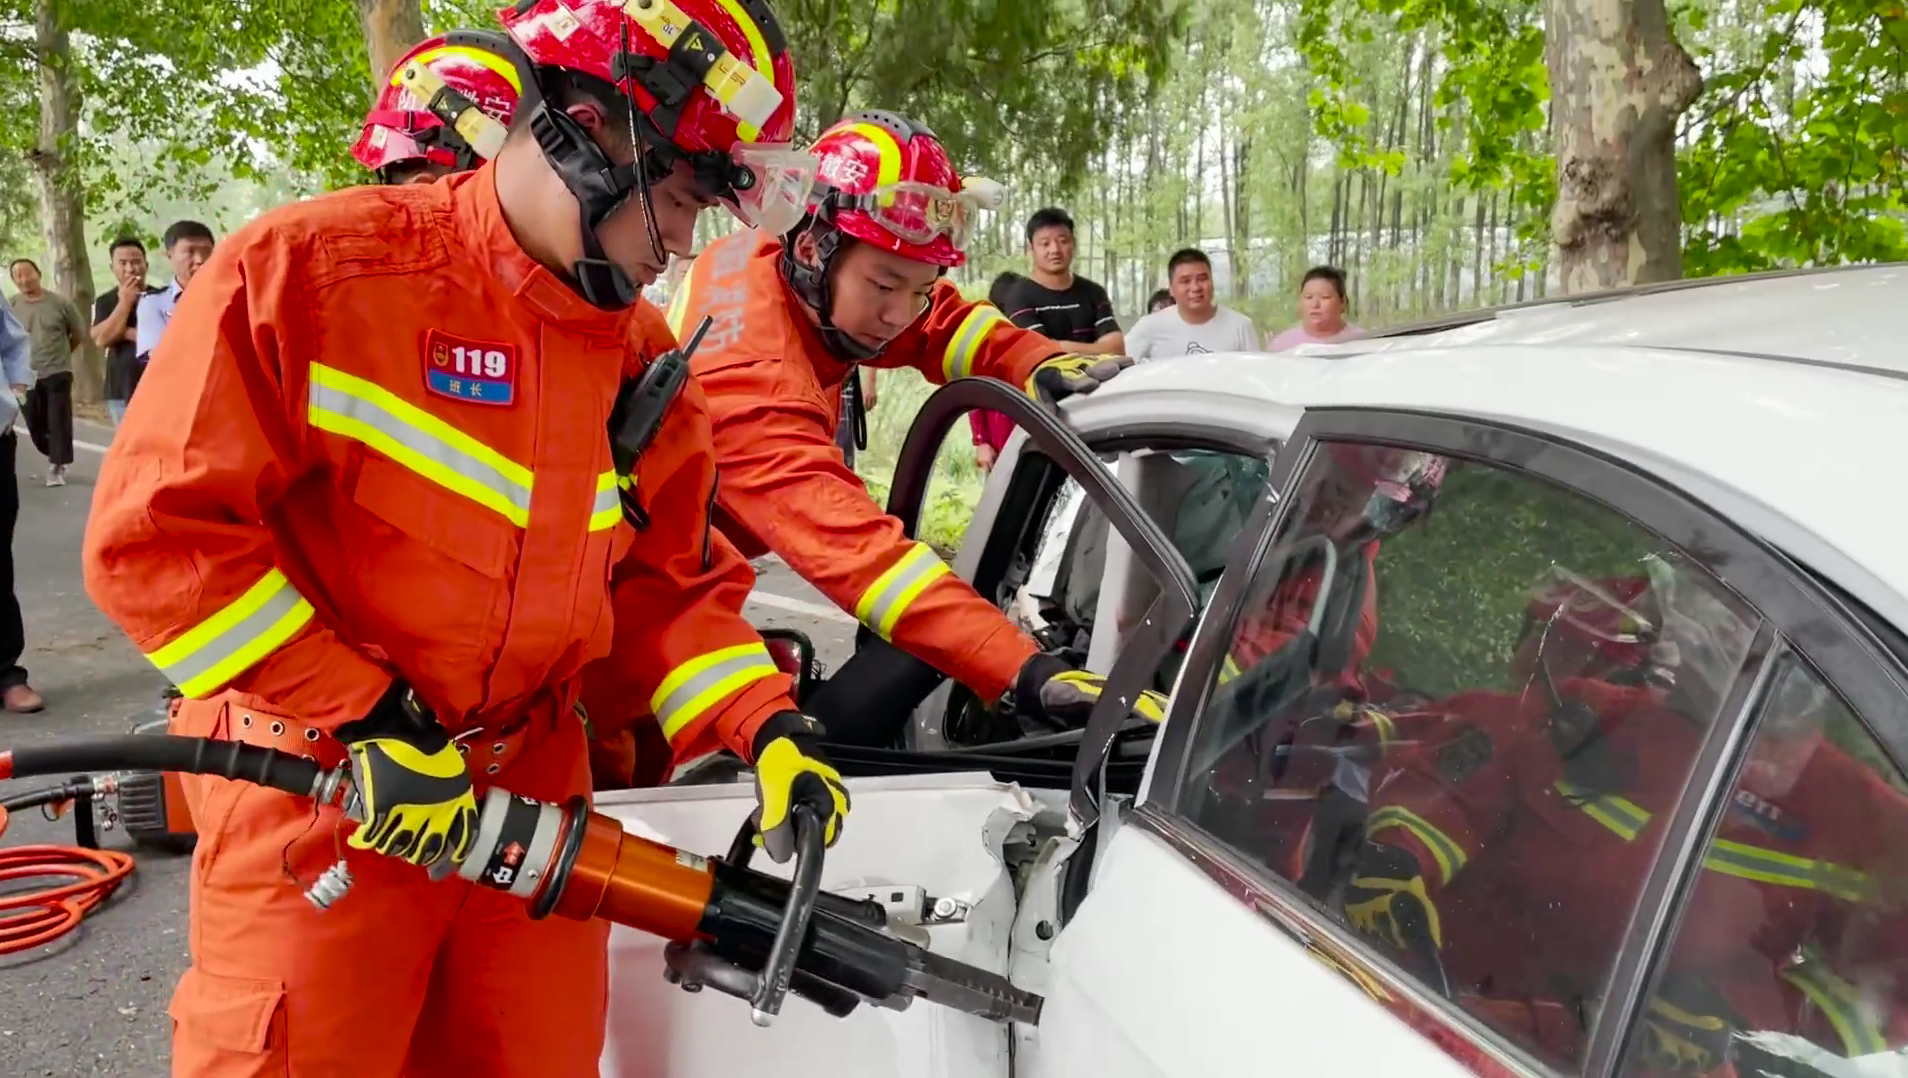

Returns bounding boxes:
[7,258,83,487]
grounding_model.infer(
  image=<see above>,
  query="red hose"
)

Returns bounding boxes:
[0,804,137,955]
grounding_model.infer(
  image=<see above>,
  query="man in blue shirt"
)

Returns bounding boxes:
[133,220,216,362]
[0,302,43,712]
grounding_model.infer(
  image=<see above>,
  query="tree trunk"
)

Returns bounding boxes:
[1543,0,1703,293]
[30,0,97,404]
[358,0,427,90]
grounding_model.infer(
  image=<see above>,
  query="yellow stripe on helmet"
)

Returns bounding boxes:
[397,45,524,94]
[840,122,905,195]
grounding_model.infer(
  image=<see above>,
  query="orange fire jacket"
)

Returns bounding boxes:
[82,168,793,761]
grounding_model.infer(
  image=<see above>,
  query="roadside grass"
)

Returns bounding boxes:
[853,367,984,558]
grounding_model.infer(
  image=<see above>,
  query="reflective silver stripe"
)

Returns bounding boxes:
[146,568,316,698]
[651,644,782,740]
[852,542,950,640]
[307,364,534,526]
[942,305,1008,381]
[590,471,621,531]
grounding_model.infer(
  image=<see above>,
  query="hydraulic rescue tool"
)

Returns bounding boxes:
[0,734,1044,1028]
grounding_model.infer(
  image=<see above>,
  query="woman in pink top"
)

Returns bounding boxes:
[1268,265,1366,351]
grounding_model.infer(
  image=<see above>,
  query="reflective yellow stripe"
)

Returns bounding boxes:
[1366,804,1467,885]
[842,122,905,190]
[145,568,315,698]
[665,275,693,338]
[1218,654,1244,686]
[1556,780,1869,900]
[400,45,524,93]
[942,305,1009,381]
[308,364,535,526]
[1365,708,1396,750]
[1783,964,1888,1057]
[852,541,950,640]
[651,643,782,740]
[1704,840,1871,902]
[1556,780,1651,840]
[590,471,622,531]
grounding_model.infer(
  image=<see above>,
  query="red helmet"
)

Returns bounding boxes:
[351,31,524,179]
[500,0,809,234]
[804,112,1006,269]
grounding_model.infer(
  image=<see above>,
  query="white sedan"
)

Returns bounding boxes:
[597,263,1908,1078]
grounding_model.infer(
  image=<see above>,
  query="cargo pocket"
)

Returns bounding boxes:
[169,967,289,1076]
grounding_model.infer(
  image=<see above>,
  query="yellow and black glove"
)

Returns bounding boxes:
[1026,354,1135,406]
[1008,653,1169,734]
[1344,843,1443,951]
[1637,978,1736,1075]
[750,712,851,863]
[336,682,478,869]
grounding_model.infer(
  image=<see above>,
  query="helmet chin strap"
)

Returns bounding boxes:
[780,219,883,362]
[572,217,636,311]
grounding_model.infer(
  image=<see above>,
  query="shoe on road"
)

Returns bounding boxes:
[4,683,44,713]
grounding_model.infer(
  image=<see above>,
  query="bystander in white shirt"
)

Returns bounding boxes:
[1126,250,1261,360]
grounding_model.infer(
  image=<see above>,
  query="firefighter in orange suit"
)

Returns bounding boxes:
[1344,566,1908,1073]
[79,0,851,1073]
[665,111,1156,738]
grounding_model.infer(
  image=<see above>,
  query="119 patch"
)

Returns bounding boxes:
[425,329,517,406]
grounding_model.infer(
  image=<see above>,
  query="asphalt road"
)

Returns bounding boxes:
[0,417,859,1076]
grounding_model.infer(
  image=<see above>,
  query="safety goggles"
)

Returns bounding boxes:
[1530,564,1655,643]
[832,181,997,249]
[724,144,816,235]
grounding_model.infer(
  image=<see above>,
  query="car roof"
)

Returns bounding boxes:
[1086,267,1908,626]
[1355,262,1908,373]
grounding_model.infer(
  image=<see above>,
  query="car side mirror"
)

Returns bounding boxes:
[760,628,819,706]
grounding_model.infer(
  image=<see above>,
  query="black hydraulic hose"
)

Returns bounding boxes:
[0,735,322,796]
[1,777,97,813]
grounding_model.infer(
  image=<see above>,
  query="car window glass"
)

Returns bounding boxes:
[946,448,1268,746]
[1175,439,1761,1073]
[1619,658,1908,1078]
[1016,449,1268,676]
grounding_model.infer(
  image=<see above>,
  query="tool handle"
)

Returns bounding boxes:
[749,802,825,1025]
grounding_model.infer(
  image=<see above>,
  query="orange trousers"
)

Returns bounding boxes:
[168,695,609,1078]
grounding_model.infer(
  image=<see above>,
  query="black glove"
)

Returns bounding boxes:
[335,682,477,868]
[1006,653,1168,734]
[1025,354,1135,406]
[749,712,850,863]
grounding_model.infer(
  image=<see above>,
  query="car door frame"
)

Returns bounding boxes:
[810,378,1204,781]
[914,399,1286,752]
[1116,406,1908,1078]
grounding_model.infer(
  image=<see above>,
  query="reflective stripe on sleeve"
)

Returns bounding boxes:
[852,541,952,640]
[308,364,535,526]
[590,471,622,532]
[145,568,315,698]
[651,643,782,741]
[1782,963,1889,1057]
[942,305,1009,382]
[1365,804,1468,885]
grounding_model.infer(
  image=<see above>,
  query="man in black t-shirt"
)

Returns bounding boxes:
[998,207,1124,355]
[89,236,162,427]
